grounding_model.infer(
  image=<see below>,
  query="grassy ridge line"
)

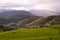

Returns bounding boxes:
[51,16,60,24]
[25,16,49,27]
[46,16,58,24]
[16,16,39,27]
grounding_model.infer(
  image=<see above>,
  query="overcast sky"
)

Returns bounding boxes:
[0,0,60,12]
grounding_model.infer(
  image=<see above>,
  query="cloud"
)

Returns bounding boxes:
[0,0,60,12]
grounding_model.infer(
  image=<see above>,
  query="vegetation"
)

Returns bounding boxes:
[0,15,60,40]
[0,25,60,40]
[25,16,56,27]
[0,24,16,32]
[16,16,39,27]
[51,16,60,25]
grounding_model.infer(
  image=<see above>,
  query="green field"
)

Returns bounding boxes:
[0,25,60,40]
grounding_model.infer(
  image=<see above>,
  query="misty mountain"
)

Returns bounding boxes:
[0,10,35,24]
[30,10,58,16]
[0,10,34,18]
[0,9,7,13]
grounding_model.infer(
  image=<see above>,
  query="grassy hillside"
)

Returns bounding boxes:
[16,16,39,27]
[0,15,60,32]
[25,16,56,27]
[51,15,60,24]
[0,15,60,28]
[0,25,60,40]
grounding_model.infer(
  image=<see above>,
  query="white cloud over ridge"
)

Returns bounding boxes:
[0,0,60,12]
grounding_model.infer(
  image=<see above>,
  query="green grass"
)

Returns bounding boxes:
[0,25,60,40]
[49,25,60,29]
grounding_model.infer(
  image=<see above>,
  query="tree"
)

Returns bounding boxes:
[0,24,6,32]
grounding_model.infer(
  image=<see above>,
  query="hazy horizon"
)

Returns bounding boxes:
[0,0,60,16]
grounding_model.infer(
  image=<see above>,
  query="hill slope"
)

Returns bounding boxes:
[49,15,60,24]
[16,16,39,27]
[25,16,56,27]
